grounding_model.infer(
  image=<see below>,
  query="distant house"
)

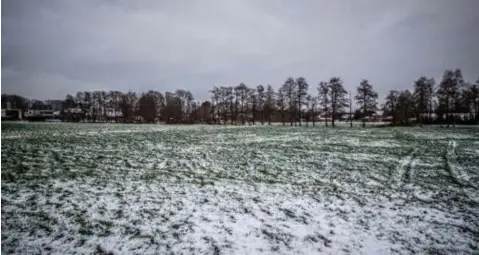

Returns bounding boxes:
[24,109,56,121]
[1,101,23,120]
[1,109,22,121]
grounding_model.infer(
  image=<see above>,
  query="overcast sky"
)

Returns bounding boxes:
[2,0,479,101]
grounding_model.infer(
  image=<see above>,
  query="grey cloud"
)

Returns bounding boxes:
[2,0,479,101]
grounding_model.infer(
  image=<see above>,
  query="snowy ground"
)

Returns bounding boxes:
[1,123,479,254]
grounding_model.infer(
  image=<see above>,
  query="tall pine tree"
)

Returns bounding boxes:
[355,79,378,128]
[437,70,460,127]
[328,77,348,127]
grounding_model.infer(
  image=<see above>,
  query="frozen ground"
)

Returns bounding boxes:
[1,122,479,254]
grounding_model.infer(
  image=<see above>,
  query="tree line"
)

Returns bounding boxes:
[2,68,478,126]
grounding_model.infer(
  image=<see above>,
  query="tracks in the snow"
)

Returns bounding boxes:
[391,140,470,191]
[402,149,418,186]
[444,140,472,189]
[444,140,461,186]
[391,148,418,190]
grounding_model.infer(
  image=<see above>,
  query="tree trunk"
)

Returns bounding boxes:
[267,107,272,125]
[241,106,244,125]
[453,95,457,128]
[290,109,293,126]
[312,108,315,126]
[325,106,328,127]
[349,96,353,128]
[331,105,335,127]
[446,96,450,128]
[298,102,302,127]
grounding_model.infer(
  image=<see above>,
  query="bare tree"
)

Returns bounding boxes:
[138,92,157,123]
[277,86,287,125]
[413,77,434,127]
[296,77,309,126]
[198,101,212,123]
[257,85,265,125]
[107,91,123,122]
[235,83,248,125]
[29,68,479,126]
[305,95,314,126]
[75,91,85,121]
[219,86,229,125]
[209,87,220,124]
[247,88,257,125]
[92,91,102,122]
[233,87,240,125]
[151,91,164,122]
[174,89,193,123]
[84,92,93,122]
[185,91,194,123]
[309,94,318,126]
[121,91,137,123]
[282,77,297,126]
[227,86,234,124]
[348,91,353,128]
[463,79,479,123]
[264,85,276,125]
[101,91,107,122]
[429,79,436,121]
[317,81,329,126]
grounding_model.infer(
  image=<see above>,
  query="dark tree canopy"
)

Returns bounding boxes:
[355,79,378,127]
[328,77,348,127]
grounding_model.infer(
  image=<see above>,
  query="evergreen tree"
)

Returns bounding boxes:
[328,77,348,127]
[413,77,435,126]
[355,79,378,127]
[437,70,460,127]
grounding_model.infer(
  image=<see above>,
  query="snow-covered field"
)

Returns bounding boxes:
[1,122,478,254]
